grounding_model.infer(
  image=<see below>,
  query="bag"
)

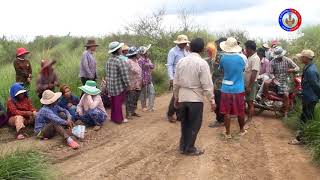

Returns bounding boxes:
[72,125,86,139]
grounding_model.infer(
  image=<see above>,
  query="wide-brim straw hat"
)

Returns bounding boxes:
[108,41,124,54]
[138,44,152,55]
[79,80,101,95]
[272,46,287,59]
[174,35,190,44]
[296,49,315,59]
[85,39,99,47]
[263,43,270,49]
[40,90,62,105]
[220,37,242,53]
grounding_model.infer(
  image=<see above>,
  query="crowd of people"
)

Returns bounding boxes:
[0,34,319,153]
[167,34,319,155]
[0,39,156,149]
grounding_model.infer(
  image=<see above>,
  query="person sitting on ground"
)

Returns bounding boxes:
[7,83,36,140]
[256,47,271,100]
[77,80,107,131]
[290,50,319,145]
[262,47,300,118]
[219,37,248,139]
[138,44,156,112]
[244,40,260,125]
[36,59,59,98]
[126,46,143,119]
[35,90,79,149]
[0,101,8,127]
[14,48,32,89]
[58,85,80,121]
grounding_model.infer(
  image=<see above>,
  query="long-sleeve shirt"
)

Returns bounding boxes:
[79,50,97,79]
[36,72,59,96]
[302,63,320,103]
[7,97,36,118]
[173,53,214,103]
[167,46,189,80]
[127,59,142,90]
[260,57,271,76]
[138,57,154,86]
[106,55,130,96]
[76,94,107,115]
[58,95,80,110]
[34,105,71,133]
[14,58,32,84]
[270,56,300,82]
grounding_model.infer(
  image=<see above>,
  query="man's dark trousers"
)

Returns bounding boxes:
[167,95,181,120]
[179,102,203,153]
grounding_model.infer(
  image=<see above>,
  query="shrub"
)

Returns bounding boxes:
[0,150,53,180]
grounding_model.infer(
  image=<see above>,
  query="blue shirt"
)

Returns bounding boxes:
[34,105,71,133]
[58,95,80,110]
[167,46,189,80]
[220,53,246,93]
[302,63,320,103]
[119,55,128,62]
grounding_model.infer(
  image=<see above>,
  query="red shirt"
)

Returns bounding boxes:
[7,97,36,118]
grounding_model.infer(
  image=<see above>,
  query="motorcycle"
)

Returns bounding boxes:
[253,73,302,116]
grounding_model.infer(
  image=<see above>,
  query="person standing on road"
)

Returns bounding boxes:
[167,34,190,123]
[106,41,130,124]
[219,37,247,139]
[138,44,156,112]
[208,38,226,128]
[79,39,99,85]
[290,50,319,145]
[14,48,32,89]
[126,47,142,119]
[244,40,260,125]
[174,38,215,156]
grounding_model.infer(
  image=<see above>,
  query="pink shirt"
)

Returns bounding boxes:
[76,94,106,116]
[127,59,142,90]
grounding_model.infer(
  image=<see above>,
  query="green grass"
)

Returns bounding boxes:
[0,150,54,180]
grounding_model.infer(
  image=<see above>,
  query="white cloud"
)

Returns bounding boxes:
[0,0,319,40]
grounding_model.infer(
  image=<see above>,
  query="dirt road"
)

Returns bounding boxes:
[1,93,320,180]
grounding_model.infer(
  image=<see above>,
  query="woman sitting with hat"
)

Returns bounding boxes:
[126,46,143,119]
[7,83,37,140]
[36,59,59,98]
[58,85,80,121]
[35,90,79,149]
[76,80,107,131]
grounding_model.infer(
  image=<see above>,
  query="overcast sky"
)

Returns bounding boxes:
[0,0,319,40]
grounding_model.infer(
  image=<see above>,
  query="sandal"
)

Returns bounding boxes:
[239,130,248,136]
[185,149,205,156]
[16,134,26,140]
[132,113,141,117]
[289,139,303,145]
[67,137,80,149]
[93,125,101,131]
[224,133,232,139]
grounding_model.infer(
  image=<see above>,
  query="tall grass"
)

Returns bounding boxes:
[0,150,54,180]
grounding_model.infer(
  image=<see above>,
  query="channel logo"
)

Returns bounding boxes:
[279,8,302,32]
